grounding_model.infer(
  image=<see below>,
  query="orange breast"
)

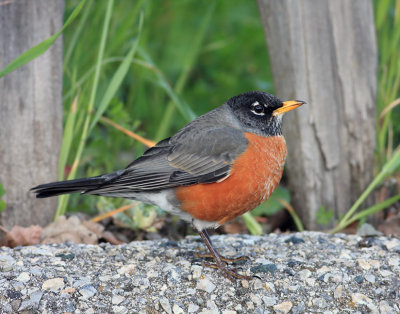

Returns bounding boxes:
[175,133,287,224]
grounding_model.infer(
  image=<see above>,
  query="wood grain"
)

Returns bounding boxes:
[257,0,377,228]
[0,0,64,228]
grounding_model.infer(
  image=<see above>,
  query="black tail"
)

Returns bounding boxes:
[31,170,125,198]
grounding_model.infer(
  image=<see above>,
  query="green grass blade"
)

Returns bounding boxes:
[64,0,93,68]
[89,12,144,132]
[242,212,262,236]
[155,1,217,139]
[58,96,79,180]
[331,194,400,234]
[56,0,114,218]
[335,146,400,231]
[0,0,86,78]
[137,48,196,121]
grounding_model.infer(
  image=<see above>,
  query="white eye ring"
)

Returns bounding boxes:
[250,101,265,116]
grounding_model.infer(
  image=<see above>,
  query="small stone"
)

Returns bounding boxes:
[7,289,22,299]
[18,290,43,311]
[357,223,382,237]
[118,264,136,275]
[11,299,21,312]
[365,274,376,283]
[339,250,352,259]
[192,265,202,279]
[253,279,263,290]
[112,295,125,305]
[246,301,254,310]
[388,257,399,267]
[79,284,97,299]
[273,301,293,313]
[160,297,172,314]
[197,277,216,293]
[313,298,327,308]
[250,263,277,275]
[263,296,277,306]
[73,278,92,288]
[298,269,311,280]
[292,302,306,314]
[199,310,219,314]
[250,294,262,306]
[173,303,185,314]
[285,236,305,244]
[241,280,249,288]
[369,260,380,268]
[0,255,16,272]
[222,311,237,314]
[113,306,128,314]
[334,285,343,299]
[385,239,400,250]
[42,278,64,291]
[351,293,372,306]
[379,269,392,277]
[354,275,363,284]
[64,302,75,313]
[16,272,30,283]
[357,259,371,270]
[380,300,395,314]
[188,303,199,313]
[167,269,181,285]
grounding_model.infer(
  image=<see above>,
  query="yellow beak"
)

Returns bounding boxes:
[272,100,306,117]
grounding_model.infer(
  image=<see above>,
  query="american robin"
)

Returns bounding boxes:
[32,91,304,280]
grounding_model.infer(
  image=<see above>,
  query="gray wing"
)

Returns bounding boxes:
[87,126,248,195]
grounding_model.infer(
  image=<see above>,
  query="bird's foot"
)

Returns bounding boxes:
[194,252,250,265]
[200,260,254,281]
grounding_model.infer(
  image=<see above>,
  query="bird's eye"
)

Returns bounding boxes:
[250,101,265,115]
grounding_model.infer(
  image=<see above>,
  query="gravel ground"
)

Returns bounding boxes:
[0,231,400,313]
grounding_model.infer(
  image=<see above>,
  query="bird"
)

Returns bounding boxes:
[32,91,304,281]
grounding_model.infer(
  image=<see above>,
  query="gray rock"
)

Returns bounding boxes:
[79,284,97,299]
[356,223,383,237]
[0,255,16,272]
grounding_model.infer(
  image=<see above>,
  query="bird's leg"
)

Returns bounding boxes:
[195,230,250,264]
[197,229,253,281]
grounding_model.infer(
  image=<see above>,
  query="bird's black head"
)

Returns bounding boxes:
[226,91,305,136]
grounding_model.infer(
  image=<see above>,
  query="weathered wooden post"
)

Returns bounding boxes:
[0,1,64,228]
[257,0,377,228]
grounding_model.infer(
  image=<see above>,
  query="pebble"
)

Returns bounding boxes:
[364,274,376,283]
[188,303,200,313]
[197,277,216,293]
[173,303,185,314]
[285,236,305,244]
[298,269,311,280]
[273,301,293,313]
[42,278,64,291]
[356,223,383,236]
[351,293,372,305]
[357,259,371,270]
[380,300,395,313]
[18,290,43,311]
[385,239,400,250]
[263,296,277,306]
[112,295,125,305]
[16,272,30,283]
[250,263,278,275]
[191,265,203,279]
[0,255,16,272]
[334,285,343,299]
[160,297,172,314]
[78,284,97,299]
[353,275,363,284]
